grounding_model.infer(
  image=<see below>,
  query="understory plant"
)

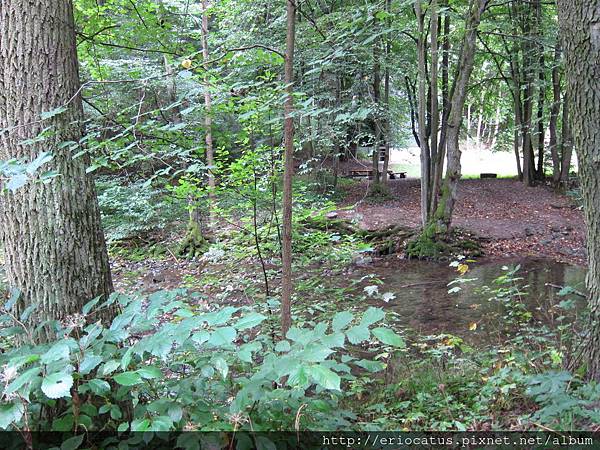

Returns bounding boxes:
[0,288,405,440]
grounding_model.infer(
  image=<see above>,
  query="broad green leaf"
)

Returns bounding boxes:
[114,371,143,386]
[360,307,385,327]
[332,311,354,331]
[7,174,28,192]
[40,105,67,120]
[212,357,229,380]
[208,327,237,346]
[300,344,334,363]
[372,327,406,348]
[274,340,291,353]
[234,312,267,330]
[0,403,24,430]
[5,366,40,394]
[61,434,84,450]
[355,359,385,372]
[85,379,111,395]
[137,366,162,379]
[41,371,73,399]
[99,360,120,376]
[79,354,102,375]
[306,365,341,391]
[346,325,370,344]
[41,341,70,364]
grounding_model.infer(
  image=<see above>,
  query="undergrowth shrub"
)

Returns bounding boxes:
[0,289,405,441]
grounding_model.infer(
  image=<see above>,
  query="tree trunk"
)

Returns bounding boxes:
[549,43,562,184]
[428,0,440,218]
[415,0,430,226]
[201,0,215,215]
[0,0,113,341]
[431,2,450,214]
[559,92,573,183]
[557,0,600,381]
[433,0,489,233]
[281,0,296,336]
[381,0,392,189]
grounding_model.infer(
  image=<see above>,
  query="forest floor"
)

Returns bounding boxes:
[337,178,586,265]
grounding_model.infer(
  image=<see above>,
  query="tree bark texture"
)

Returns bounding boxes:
[557,0,600,380]
[0,0,113,340]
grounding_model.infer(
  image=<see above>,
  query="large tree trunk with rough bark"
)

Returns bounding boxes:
[0,0,113,341]
[557,0,600,381]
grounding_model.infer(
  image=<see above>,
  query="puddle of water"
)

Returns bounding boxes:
[354,257,587,346]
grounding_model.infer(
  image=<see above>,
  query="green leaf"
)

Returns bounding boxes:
[40,105,68,120]
[137,366,162,379]
[61,434,84,450]
[114,371,143,386]
[85,379,111,395]
[41,371,73,399]
[0,403,24,430]
[355,359,385,372]
[332,311,354,331]
[212,357,229,380]
[372,327,406,348]
[301,344,334,362]
[79,354,102,375]
[208,327,237,346]
[256,436,277,450]
[287,366,309,387]
[130,418,150,431]
[234,312,267,330]
[274,340,291,353]
[5,366,40,394]
[360,307,385,327]
[99,360,120,376]
[41,341,70,364]
[26,151,53,175]
[168,404,183,423]
[346,325,370,344]
[306,365,341,391]
[7,173,28,192]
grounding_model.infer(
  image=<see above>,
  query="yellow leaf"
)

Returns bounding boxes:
[457,263,469,275]
[181,59,193,69]
[469,322,477,331]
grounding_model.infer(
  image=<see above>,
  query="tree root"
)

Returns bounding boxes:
[178,221,209,259]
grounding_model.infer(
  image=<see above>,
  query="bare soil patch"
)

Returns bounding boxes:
[338,178,586,265]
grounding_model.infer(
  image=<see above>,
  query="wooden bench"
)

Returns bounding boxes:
[347,169,406,180]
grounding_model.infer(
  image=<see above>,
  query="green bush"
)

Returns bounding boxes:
[0,290,404,435]
[96,179,183,242]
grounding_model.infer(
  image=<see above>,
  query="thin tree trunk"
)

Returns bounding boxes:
[371,41,382,191]
[281,0,296,336]
[559,91,573,182]
[549,43,562,184]
[201,0,215,217]
[431,3,450,214]
[381,0,392,189]
[428,0,440,217]
[557,0,600,381]
[0,0,113,341]
[415,0,430,226]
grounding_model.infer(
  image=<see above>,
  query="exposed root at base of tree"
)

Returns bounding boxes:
[178,221,210,259]
[406,226,483,260]
[303,214,483,259]
[302,215,413,256]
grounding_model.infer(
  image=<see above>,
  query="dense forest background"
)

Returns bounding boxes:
[0,0,599,441]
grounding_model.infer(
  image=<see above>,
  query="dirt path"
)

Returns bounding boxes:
[338,178,587,265]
